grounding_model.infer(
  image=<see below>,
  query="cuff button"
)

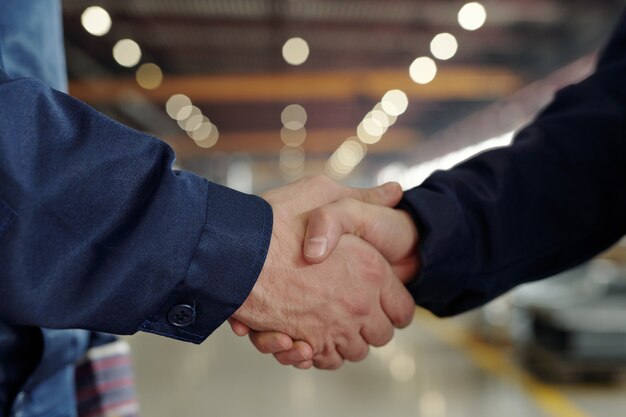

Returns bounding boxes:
[167,304,194,327]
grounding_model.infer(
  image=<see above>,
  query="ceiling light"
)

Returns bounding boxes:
[458,2,487,31]
[430,33,458,60]
[112,39,141,68]
[380,90,408,117]
[281,104,307,130]
[409,56,437,85]
[135,63,163,90]
[166,94,191,119]
[81,6,111,36]
[282,37,310,66]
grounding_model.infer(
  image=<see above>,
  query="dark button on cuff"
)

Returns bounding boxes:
[167,304,195,327]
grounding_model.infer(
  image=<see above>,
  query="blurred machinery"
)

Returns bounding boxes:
[478,250,626,383]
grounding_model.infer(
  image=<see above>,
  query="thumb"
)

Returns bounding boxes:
[303,199,417,264]
[301,182,402,264]
[228,318,252,336]
[354,182,403,207]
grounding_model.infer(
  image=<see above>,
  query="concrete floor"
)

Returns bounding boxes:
[127,311,626,417]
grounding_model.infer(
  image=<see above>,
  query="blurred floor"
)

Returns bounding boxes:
[127,311,626,417]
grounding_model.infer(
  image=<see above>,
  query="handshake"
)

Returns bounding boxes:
[228,176,419,370]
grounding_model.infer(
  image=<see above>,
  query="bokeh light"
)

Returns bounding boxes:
[282,37,310,66]
[81,6,111,36]
[192,121,219,149]
[281,104,308,130]
[389,354,416,382]
[280,126,307,147]
[327,138,367,178]
[113,39,142,68]
[409,56,437,85]
[135,63,163,89]
[381,90,409,116]
[280,146,305,178]
[430,33,458,61]
[458,2,487,31]
[166,94,191,119]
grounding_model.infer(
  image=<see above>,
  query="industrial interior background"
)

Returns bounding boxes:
[62,1,626,416]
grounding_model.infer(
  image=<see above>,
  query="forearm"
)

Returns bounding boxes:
[0,73,272,342]
[401,14,626,316]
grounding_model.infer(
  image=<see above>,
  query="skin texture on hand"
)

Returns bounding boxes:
[231,189,420,369]
[230,176,416,369]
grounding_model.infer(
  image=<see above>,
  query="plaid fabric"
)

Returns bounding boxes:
[74,340,140,417]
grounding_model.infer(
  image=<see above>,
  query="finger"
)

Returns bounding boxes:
[359,309,395,347]
[273,341,314,365]
[337,338,370,362]
[304,200,416,264]
[353,182,403,207]
[249,331,294,354]
[303,177,402,208]
[295,360,314,370]
[313,349,345,370]
[228,318,251,336]
[380,263,416,329]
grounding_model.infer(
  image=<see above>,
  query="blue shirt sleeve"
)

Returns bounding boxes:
[0,71,272,343]
[400,10,626,316]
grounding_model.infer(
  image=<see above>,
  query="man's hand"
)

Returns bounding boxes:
[231,187,420,369]
[229,176,416,369]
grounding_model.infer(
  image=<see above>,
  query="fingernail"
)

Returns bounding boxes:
[305,237,327,258]
[379,182,398,199]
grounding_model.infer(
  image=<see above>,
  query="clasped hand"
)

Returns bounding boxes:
[229,176,419,369]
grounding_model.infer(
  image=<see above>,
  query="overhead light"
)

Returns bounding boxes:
[81,6,111,36]
[135,63,163,90]
[165,94,191,119]
[409,57,437,84]
[280,146,305,178]
[281,104,307,130]
[280,126,307,147]
[327,138,367,178]
[458,2,487,31]
[380,90,408,117]
[113,39,142,68]
[282,37,310,66]
[430,33,458,61]
[193,122,219,149]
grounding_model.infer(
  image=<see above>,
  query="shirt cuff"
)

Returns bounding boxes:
[139,182,273,343]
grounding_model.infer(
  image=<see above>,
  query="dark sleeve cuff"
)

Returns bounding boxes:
[399,183,482,317]
[139,182,273,343]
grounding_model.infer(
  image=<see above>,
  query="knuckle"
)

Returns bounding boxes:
[342,294,371,318]
[369,326,394,347]
[275,353,295,366]
[349,345,369,362]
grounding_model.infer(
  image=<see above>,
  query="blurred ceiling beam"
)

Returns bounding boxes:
[163,127,420,157]
[69,66,522,104]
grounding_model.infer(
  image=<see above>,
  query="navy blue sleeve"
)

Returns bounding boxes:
[0,72,272,343]
[401,12,626,316]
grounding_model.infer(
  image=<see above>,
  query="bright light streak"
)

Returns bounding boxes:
[377,131,514,188]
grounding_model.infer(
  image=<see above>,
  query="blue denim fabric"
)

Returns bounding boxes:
[0,1,272,416]
[1,2,89,416]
